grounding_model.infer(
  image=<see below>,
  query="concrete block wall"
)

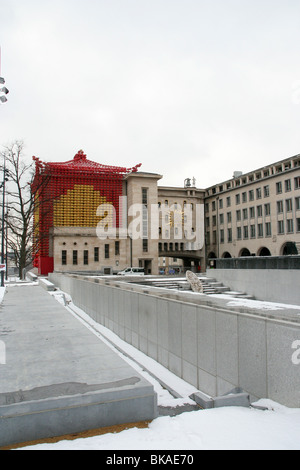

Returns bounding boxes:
[206,268,300,305]
[49,273,300,407]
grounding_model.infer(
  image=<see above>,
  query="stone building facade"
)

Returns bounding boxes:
[205,153,300,260]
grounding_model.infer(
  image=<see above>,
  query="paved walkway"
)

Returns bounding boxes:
[0,285,156,447]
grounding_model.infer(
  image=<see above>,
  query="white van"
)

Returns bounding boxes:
[117,267,145,276]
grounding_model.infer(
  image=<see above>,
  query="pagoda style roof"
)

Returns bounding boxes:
[33,150,142,176]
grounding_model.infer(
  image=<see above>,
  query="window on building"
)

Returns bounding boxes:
[142,188,148,205]
[105,244,110,259]
[258,224,263,237]
[257,205,263,217]
[287,219,294,233]
[264,186,270,197]
[296,197,300,211]
[84,250,89,265]
[249,190,254,201]
[277,201,283,214]
[227,212,232,223]
[143,239,148,253]
[227,228,232,243]
[220,229,224,244]
[278,220,284,234]
[237,226,242,240]
[285,179,291,192]
[212,201,216,211]
[243,208,248,220]
[115,241,120,256]
[276,182,283,194]
[219,213,224,225]
[242,192,247,203]
[286,199,293,212]
[265,222,272,237]
[94,247,99,262]
[297,218,300,232]
[236,210,241,221]
[236,194,240,204]
[243,226,249,239]
[264,203,271,216]
[295,176,300,190]
[250,225,256,238]
[256,188,262,199]
[219,199,223,209]
[73,250,78,265]
[250,207,255,219]
[226,197,231,207]
[62,250,67,266]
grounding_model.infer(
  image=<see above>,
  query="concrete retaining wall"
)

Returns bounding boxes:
[49,273,300,408]
[206,268,300,306]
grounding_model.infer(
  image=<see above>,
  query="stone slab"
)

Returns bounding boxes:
[0,286,157,448]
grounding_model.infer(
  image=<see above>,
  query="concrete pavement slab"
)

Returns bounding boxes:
[0,286,157,447]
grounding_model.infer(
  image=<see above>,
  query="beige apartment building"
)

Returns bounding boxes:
[205,154,300,260]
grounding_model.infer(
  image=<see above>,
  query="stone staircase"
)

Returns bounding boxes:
[145,274,254,299]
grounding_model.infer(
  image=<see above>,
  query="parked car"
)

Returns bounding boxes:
[117,267,145,276]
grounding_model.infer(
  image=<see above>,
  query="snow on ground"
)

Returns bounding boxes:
[3,282,300,450]
[20,400,300,450]
[16,288,300,451]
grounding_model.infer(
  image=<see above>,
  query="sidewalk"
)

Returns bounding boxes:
[0,285,157,448]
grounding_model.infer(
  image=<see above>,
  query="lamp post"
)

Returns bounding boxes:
[1,155,9,287]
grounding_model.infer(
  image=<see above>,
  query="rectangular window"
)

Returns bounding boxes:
[278,220,284,234]
[243,208,248,220]
[242,192,247,203]
[115,241,120,256]
[256,188,262,199]
[277,201,283,214]
[236,210,241,221]
[249,190,254,201]
[250,225,256,238]
[237,226,242,240]
[286,199,293,212]
[285,179,291,192]
[257,205,263,217]
[250,207,255,219]
[94,247,99,262]
[227,228,232,243]
[258,224,263,237]
[62,250,67,266]
[243,226,249,239]
[264,203,271,216]
[236,194,240,205]
[287,219,294,233]
[227,212,232,223]
[295,176,300,190]
[73,250,78,265]
[276,181,282,194]
[105,244,110,259]
[296,197,300,211]
[297,218,300,232]
[264,185,270,197]
[142,188,148,205]
[84,250,89,265]
[220,229,224,243]
[143,239,148,252]
[265,222,272,237]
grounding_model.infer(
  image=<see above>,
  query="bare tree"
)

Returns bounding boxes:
[0,140,36,279]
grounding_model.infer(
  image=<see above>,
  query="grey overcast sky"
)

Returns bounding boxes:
[1,0,300,187]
